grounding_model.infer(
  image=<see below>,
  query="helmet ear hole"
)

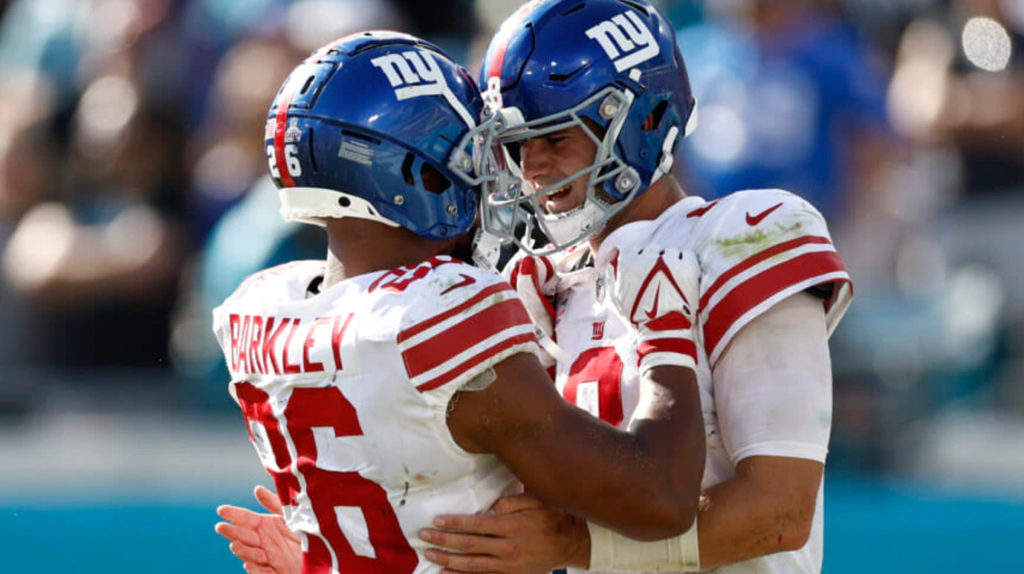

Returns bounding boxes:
[401,152,451,193]
[642,99,668,131]
[421,164,451,194]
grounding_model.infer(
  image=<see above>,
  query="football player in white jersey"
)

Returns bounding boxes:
[211,31,708,574]
[412,1,854,574]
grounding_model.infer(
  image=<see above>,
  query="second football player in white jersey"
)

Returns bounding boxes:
[420,2,853,574]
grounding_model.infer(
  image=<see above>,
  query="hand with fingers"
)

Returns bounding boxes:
[597,246,701,375]
[420,493,590,574]
[505,253,564,369]
[215,486,301,574]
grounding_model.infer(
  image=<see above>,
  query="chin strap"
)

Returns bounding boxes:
[470,227,503,273]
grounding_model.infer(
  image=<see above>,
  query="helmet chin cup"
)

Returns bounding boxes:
[540,199,607,250]
[477,86,640,256]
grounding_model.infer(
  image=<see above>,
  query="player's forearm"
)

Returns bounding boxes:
[463,356,701,541]
[509,406,700,541]
[626,365,705,531]
[549,371,702,540]
[694,457,822,569]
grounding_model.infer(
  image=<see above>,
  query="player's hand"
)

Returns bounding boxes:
[419,493,590,574]
[505,253,562,369]
[215,485,302,574]
[598,246,700,374]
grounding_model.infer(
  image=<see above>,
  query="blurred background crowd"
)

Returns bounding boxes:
[1,0,1022,572]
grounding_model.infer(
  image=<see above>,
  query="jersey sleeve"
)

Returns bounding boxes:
[396,264,540,398]
[695,190,852,366]
[713,292,833,464]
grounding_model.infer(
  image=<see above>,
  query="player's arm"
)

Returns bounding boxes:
[582,289,832,572]
[447,348,703,542]
[450,249,704,542]
[681,290,830,568]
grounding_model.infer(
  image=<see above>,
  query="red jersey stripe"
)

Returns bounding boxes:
[403,299,532,378]
[637,339,697,360]
[398,283,513,343]
[700,236,833,309]
[645,312,692,332]
[415,333,537,392]
[703,250,847,357]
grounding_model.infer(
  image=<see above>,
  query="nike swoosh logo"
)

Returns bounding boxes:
[441,273,477,295]
[643,285,661,320]
[746,202,783,226]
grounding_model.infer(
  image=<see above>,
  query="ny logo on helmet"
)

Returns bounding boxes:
[371,50,446,100]
[585,11,660,72]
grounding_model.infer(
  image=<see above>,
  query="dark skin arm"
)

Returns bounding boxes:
[448,354,704,542]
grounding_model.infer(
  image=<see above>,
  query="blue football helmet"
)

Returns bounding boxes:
[265,31,495,243]
[478,0,699,254]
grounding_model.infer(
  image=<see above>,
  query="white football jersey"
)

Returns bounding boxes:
[553,190,852,574]
[212,256,539,574]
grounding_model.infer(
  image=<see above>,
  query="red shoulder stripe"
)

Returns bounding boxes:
[703,250,846,358]
[402,298,532,381]
[398,282,512,343]
[700,236,832,309]
[415,333,537,393]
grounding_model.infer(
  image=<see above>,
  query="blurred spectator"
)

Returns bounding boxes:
[0,73,60,369]
[0,0,85,111]
[677,0,901,223]
[1,71,187,369]
[887,0,1024,416]
[888,0,1024,197]
[0,0,188,371]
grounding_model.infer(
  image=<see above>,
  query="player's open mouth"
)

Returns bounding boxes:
[544,184,575,213]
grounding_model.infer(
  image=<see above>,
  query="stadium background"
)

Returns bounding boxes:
[1,0,1023,571]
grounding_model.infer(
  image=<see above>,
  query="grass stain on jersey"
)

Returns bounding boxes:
[713,222,806,262]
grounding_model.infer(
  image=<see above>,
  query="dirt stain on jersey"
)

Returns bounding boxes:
[714,221,805,262]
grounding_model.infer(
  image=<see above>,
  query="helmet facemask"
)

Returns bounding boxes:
[448,107,517,271]
[477,85,646,256]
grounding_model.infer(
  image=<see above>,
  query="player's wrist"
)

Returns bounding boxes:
[587,516,701,572]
